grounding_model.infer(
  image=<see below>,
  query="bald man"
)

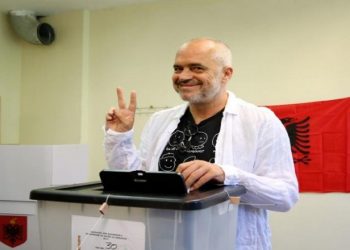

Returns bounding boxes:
[104,38,299,249]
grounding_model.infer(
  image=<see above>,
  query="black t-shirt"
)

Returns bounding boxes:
[158,108,224,172]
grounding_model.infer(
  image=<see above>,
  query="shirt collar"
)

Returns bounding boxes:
[224,91,239,115]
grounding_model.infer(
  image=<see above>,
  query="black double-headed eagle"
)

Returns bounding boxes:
[280,116,311,165]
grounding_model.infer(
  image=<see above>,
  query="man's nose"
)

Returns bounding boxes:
[178,68,193,81]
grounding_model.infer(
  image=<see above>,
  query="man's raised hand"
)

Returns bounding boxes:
[106,88,137,132]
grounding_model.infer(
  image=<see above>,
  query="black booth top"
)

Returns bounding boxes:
[30,182,246,211]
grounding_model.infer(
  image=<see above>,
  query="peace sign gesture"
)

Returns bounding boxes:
[105,88,137,132]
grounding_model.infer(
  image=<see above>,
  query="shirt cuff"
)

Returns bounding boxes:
[102,125,134,136]
[219,164,240,185]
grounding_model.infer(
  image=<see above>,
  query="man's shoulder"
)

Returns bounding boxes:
[231,96,274,117]
[229,96,280,127]
[152,104,186,117]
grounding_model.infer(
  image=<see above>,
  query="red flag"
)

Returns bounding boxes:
[0,216,27,248]
[267,97,350,192]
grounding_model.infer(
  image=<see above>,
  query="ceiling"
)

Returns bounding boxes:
[0,0,158,15]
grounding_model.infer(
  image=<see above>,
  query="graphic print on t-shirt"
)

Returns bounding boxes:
[159,153,177,171]
[159,108,223,172]
[159,129,214,171]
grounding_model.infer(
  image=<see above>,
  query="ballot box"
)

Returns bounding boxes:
[30,182,245,250]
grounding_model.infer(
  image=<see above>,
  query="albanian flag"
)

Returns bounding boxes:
[0,216,27,248]
[267,97,350,192]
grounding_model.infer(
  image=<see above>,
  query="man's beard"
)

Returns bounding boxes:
[176,80,222,105]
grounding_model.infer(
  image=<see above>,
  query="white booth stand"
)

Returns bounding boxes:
[0,145,88,249]
[30,182,245,250]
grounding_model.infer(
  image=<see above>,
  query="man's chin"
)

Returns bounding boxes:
[179,93,203,104]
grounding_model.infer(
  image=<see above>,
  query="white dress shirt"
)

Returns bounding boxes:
[104,91,299,250]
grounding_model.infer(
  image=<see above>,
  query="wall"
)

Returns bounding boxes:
[88,0,350,168]
[19,11,87,145]
[87,1,350,249]
[0,12,21,144]
[1,0,349,249]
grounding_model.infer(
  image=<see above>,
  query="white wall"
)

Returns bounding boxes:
[270,193,350,249]
[88,0,350,177]
[19,11,86,144]
[87,1,350,249]
[1,0,349,249]
[0,12,21,144]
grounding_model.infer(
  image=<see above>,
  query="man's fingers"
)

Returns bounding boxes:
[116,87,126,109]
[107,88,136,132]
[106,108,116,121]
[128,90,137,112]
[185,166,207,190]
[176,160,225,191]
[177,161,204,189]
[176,161,193,173]
[190,172,212,191]
[117,88,137,112]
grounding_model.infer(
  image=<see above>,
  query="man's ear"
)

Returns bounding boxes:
[222,67,234,83]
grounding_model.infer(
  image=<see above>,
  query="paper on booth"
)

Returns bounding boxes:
[71,215,145,250]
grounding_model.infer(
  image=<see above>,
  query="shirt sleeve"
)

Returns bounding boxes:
[103,127,141,170]
[220,111,299,212]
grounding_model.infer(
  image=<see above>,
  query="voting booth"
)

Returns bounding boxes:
[0,145,88,250]
[30,182,245,250]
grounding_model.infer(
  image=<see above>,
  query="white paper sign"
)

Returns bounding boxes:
[71,215,145,250]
